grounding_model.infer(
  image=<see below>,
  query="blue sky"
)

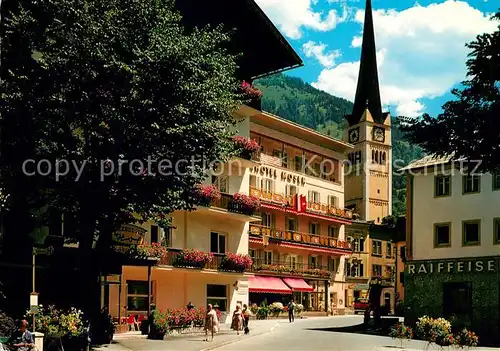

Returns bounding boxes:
[256,0,498,117]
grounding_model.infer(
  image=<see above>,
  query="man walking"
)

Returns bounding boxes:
[287,299,295,323]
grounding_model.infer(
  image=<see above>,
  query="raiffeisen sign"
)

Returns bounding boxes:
[406,257,500,275]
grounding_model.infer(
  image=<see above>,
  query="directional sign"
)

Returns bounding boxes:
[33,246,54,256]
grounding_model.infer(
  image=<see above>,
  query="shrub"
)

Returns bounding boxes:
[219,253,253,273]
[196,184,221,206]
[0,310,15,336]
[453,328,479,348]
[416,316,453,346]
[173,249,213,269]
[390,323,413,340]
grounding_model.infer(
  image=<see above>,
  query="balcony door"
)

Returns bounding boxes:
[287,255,298,269]
[286,217,297,232]
[212,175,228,193]
[210,232,226,254]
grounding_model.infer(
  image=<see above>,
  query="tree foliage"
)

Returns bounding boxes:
[402,11,500,172]
[1,0,243,248]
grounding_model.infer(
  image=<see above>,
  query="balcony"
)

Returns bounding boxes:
[158,248,252,274]
[250,258,332,279]
[198,191,261,222]
[304,200,354,221]
[249,187,296,207]
[249,224,352,253]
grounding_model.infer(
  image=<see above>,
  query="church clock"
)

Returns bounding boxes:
[372,126,385,142]
[348,127,360,143]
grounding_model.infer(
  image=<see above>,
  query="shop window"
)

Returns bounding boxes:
[210,232,226,253]
[443,282,472,323]
[127,280,153,313]
[462,220,480,246]
[434,223,451,247]
[435,175,451,197]
[207,284,228,312]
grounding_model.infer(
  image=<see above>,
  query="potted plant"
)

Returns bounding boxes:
[294,304,304,317]
[232,136,261,160]
[148,310,168,340]
[240,81,262,110]
[219,253,253,273]
[453,328,479,349]
[196,184,221,206]
[230,193,260,215]
[173,249,213,269]
[269,302,284,318]
[389,322,413,348]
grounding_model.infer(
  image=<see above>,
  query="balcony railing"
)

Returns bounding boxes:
[158,248,252,273]
[249,224,352,251]
[305,201,354,220]
[209,193,260,217]
[250,258,332,279]
[249,187,296,207]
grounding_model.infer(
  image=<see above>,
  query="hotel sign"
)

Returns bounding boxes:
[407,257,500,275]
[250,166,305,186]
[112,224,147,253]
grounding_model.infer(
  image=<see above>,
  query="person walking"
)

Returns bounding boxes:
[242,304,250,334]
[204,304,218,342]
[231,304,243,335]
[287,299,295,323]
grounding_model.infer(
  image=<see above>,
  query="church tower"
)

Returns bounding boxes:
[344,0,392,223]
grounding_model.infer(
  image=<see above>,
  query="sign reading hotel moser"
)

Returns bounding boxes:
[407,257,499,275]
[250,166,305,186]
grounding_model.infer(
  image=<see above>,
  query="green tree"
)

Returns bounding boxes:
[402,11,500,172]
[1,0,243,314]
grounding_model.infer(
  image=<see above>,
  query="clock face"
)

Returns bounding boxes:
[373,127,385,142]
[349,128,360,143]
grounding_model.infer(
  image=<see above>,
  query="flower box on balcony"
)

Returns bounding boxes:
[232,136,261,161]
[173,249,213,269]
[196,184,221,207]
[240,81,262,111]
[219,253,253,273]
[229,193,260,216]
[127,243,168,261]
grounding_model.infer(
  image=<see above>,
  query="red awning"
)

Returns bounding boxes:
[283,278,314,292]
[248,276,292,294]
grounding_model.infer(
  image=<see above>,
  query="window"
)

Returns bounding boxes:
[328,257,336,272]
[493,171,500,190]
[462,220,480,246]
[127,280,153,312]
[309,256,319,268]
[294,156,303,172]
[463,175,480,194]
[345,262,351,276]
[163,226,172,247]
[443,282,472,325]
[328,226,338,238]
[327,195,338,208]
[434,223,451,247]
[210,232,226,253]
[261,212,273,228]
[357,263,364,277]
[287,255,298,269]
[150,225,159,244]
[282,151,288,169]
[348,262,364,277]
[272,149,282,159]
[494,218,500,244]
[286,217,297,231]
[386,243,392,257]
[308,190,320,203]
[285,185,297,197]
[212,175,228,193]
[372,240,382,256]
[359,238,365,252]
[260,178,274,192]
[207,284,228,312]
[309,222,320,235]
[435,175,451,197]
[249,249,256,259]
[372,264,383,276]
[264,251,273,265]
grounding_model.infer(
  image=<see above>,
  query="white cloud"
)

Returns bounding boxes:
[312,0,498,117]
[302,41,341,68]
[255,0,348,39]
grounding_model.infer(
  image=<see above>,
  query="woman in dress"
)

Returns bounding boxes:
[204,304,218,341]
[231,304,243,335]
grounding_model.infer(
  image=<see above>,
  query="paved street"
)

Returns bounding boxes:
[94,316,500,351]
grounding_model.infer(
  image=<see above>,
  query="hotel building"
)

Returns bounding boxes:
[404,155,500,345]
[341,0,398,311]
[247,112,354,315]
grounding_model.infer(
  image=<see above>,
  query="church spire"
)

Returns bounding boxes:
[346,0,386,126]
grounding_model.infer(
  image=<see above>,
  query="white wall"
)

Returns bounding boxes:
[412,171,500,260]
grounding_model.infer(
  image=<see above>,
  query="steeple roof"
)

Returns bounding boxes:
[345,0,388,126]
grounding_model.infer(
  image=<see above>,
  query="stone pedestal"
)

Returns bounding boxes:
[33,332,44,351]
